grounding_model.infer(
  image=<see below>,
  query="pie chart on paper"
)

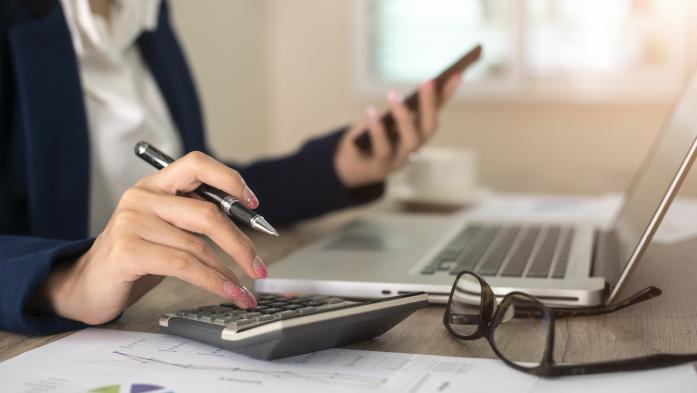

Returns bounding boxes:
[89,383,173,393]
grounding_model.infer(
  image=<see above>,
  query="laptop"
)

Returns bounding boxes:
[256,70,697,307]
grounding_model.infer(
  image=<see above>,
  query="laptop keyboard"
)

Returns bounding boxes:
[420,224,574,279]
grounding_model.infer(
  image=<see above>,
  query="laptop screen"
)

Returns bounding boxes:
[612,71,697,294]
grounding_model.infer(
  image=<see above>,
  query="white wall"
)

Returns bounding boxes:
[168,0,269,163]
[170,0,697,196]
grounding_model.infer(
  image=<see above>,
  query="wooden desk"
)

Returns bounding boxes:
[3,206,697,366]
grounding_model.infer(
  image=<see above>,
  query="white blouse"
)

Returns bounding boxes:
[59,0,183,236]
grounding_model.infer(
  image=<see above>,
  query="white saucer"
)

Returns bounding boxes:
[391,184,492,209]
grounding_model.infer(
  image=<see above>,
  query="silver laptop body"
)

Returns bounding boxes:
[257,71,697,307]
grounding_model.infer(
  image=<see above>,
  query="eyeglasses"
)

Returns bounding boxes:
[443,271,697,377]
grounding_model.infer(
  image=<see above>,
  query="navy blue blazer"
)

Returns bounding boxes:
[0,0,383,335]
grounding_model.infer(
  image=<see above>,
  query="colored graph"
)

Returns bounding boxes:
[89,383,173,393]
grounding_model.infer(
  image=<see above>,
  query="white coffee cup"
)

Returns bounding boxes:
[393,147,487,207]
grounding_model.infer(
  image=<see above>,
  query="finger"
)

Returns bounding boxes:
[126,239,257,308]
[439,74,462,105]
[137,151,259,209]
[132,214,242,283]
[388,90,419,165]
[418,79,437,138]
[118,188,265,279]
[366,106,391,159]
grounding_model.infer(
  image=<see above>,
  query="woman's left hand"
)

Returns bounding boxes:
[334,74,462,188]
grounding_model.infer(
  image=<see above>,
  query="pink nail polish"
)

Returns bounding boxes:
[223,281,243,298]
[242,186,259,209]
[387,90,402,104]
[366,106,379,121]
[223,281,257,308]
[252,256,268,279]
[240,286,257,308]
[425,79,435,88]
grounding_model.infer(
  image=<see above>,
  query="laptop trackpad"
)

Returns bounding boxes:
[323,222,407,252]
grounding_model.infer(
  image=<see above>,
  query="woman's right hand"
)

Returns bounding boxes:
[33,151,266,325]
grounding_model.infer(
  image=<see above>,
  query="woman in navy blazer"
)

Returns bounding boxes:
[0,0,461,334]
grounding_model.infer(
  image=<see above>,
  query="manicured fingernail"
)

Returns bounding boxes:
[366,106,379,121]
[424,79,435,89]
[241,286,257,308]
[252,256,268,279]
[387,90,402,104]
[223,281,257,308]
[242,186,259,209]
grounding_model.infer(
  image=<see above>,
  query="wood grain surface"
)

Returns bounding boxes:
[2,204,697,368]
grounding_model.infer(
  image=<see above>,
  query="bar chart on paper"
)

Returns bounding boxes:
[89,383,172,393]
[1,328,696,393]
[0,328,536,393]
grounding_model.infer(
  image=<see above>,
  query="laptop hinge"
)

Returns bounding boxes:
[591,229,621,288]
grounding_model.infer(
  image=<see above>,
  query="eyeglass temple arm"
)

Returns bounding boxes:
[551,286,662,318]
[552,352,697,376]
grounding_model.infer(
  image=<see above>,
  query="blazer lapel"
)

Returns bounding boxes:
[8,3,90,240]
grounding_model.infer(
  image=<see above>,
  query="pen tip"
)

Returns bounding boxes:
[252,216,279,237]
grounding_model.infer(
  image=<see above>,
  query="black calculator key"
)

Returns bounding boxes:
[229,319,254,327]
[278,310,299,319]
[253,315,274,323]
[297,307,318,314]
[306,300,327,307]
[262,308,283,314]
[282,304,303,310]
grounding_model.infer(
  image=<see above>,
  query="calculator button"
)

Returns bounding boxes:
[223,310,246,316]
[262,308,283,314]
[253,315,275,323]
[282,304,303,310]
[306,300,327,307]
[297,307,318,314]
[325,298,344,304]
[242,312,262,318]
[278,310,299,319]
[229,319,254,327]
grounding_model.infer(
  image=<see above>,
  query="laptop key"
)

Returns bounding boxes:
[526,227,561,278]
[437,260,454,271]
[552,229,574,278]
[421,266,436,274]
[501,227,541,277]
[450,226,501,274]
[476,227,520,276]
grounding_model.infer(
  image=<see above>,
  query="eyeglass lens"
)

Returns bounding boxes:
[447,272,484,337]
[491,293,550,368]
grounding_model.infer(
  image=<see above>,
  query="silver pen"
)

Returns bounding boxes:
[134,141,279,237]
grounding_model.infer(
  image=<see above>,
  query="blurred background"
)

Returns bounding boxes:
[168,0,697,196]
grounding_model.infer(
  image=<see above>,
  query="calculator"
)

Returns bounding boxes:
[159,292,428,360]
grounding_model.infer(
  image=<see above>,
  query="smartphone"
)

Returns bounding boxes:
[353,44,482,154]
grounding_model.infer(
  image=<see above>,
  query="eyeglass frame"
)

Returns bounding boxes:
[443,270,697,377]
